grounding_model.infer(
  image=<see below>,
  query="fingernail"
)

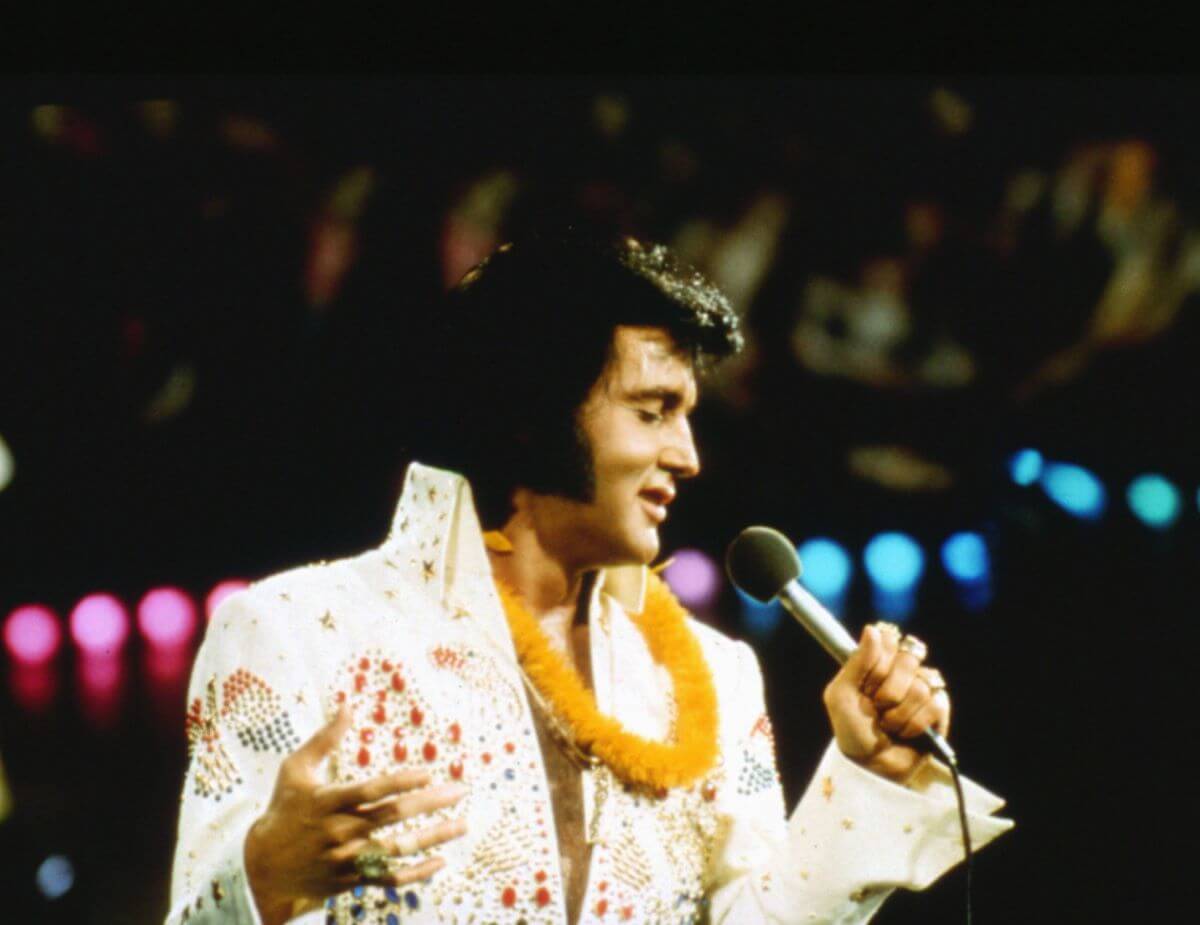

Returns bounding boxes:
[445,783,468,799]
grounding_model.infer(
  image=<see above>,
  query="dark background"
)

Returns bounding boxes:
[1,77,1195,921]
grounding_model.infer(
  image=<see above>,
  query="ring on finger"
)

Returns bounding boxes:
[919,667,946,693]
[897,634,928,662]
[354,844,391,880]
[873,621,901,640]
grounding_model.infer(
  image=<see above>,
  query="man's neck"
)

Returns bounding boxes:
[487,506,594,633]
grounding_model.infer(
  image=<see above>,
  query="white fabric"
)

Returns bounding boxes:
[166,462,1013,924]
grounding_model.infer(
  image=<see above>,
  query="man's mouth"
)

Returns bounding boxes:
[638,486,675,525]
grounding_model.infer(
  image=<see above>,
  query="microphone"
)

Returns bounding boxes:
[725,525,957,766]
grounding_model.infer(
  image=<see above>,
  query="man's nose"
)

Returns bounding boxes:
[661,418,700,479]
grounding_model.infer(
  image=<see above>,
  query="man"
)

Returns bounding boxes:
[168,233,1011,924]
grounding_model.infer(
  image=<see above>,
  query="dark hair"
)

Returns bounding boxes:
[415,230,743,527]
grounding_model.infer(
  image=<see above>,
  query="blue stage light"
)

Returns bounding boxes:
[36,854,74,900]
[1126,474,1181,529]
[863,532,925,594]
[735,587,782,639]
[1008,448,1043,486]
[1040,462,1107,520]
[796,538,853,609]
[941,532,990,583]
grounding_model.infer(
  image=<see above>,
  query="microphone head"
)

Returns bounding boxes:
[725,526,803,602]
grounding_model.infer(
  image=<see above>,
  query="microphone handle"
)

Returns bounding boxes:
[778,581,957,766]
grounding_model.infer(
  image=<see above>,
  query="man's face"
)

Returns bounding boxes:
[529,325,701,568]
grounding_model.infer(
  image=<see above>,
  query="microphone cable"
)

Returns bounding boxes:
[945,754,974,925]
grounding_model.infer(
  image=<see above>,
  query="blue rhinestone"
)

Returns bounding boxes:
[504,769,515,780]
[352,886,365,898]
[404,890,419,910]
[351,903,364,919]
[385,886,400,902]
[387,916,399,925]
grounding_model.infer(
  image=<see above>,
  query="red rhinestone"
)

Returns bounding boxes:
[423,741,437,761]
[535,887,550,907]
[354,674,366,693]
[701,783,717,802]
[375,689,388,702]
[620,907,633,920]
[481,752,492,764]
[598,881,608,892]
[357,747,370,767]
[393,726,405,739]
[501,887,517,908]
[372,706,387,724]
[391,672,405,692]
[381,659,393,672]
[359,657,370,671]
[654,787,668,800]
[335,691,346,703]
[360,728,374,744]
[596,899,609,915]
[410,707,424,726]
[535,870,547,883]
[504,742,515,753]
[449,761,463,780]
[448,722,461,743]
[393,743,407,762]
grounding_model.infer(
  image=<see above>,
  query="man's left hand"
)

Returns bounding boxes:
[822,623,951,784]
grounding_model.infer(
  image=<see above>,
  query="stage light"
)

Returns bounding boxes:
[137,587,197,649]
[1040,462,1107,520]
[796,538,852,613]
[735,587,782,639]
[863,532,925,593]
[4,605,61,665]
[0,432,13,492]
[662,550,721,609]
[1126,474,1181,529]
[863,532,924,623]
[941,532,990,583]
[77,654,125,730]
[1008,448,1043,486]
[206,580,249,619]
[35,854,75,900]
[69,593,130,656]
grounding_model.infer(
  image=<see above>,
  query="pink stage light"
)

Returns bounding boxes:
[206,580,249,619]
[4,605,62,665]
[137,587,197,648]
[69,593,130,656]
[662,549,722,609]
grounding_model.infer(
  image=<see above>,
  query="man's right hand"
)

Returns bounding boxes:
[244,705,468,925]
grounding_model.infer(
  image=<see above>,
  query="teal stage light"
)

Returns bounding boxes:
[796,538,852,612]
[940,532,990,583]
[1126,474,1181,529]
[736,587,782,639]
[863,532,925,593]
[1040,462,1107,521]
[1008,448,1043,486]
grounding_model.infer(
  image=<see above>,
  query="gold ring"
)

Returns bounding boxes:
[920,667,946,693]
[897,634,928,662]
[353,846,390,880]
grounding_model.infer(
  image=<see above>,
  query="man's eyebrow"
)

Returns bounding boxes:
[626,387,695,410]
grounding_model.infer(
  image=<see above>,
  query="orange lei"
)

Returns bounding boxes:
[490,541,719,790]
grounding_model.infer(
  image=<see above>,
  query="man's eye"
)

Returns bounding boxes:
[636,409,664,424]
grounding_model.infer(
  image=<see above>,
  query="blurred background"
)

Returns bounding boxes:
[1,77,1196,921]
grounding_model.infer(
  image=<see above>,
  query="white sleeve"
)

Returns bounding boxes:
[707,641,1014,924]
[164,588,321,925]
